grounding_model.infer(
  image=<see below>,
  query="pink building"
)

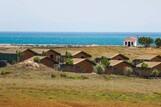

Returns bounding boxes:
[124,37,137,47]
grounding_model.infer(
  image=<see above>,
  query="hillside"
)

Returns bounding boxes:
[1,46,161,60]
[0,63,161,107]
[1,46,161,107]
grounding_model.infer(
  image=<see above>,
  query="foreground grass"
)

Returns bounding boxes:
[0,78,161,107]
[0,65,161,107]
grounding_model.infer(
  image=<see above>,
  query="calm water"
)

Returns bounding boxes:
[0,32,161,46]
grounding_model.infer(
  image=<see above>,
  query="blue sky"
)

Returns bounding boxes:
[0,0,161,32]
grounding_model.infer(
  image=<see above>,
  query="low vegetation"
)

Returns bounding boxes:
[95,64,105,74]
[1,46,161,106]
[33,56,40,63]
[138,37,154,47]
[138,36,161,48]
[151,69,161,78]
[155,38,161,48]
[123,67,133,76]
[0,65,161,107]
[65,58,73,65]
[65,51,73,65]
[95,56,110,74]
[141,63,148,69]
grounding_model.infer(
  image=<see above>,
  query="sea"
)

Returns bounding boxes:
[0,32,161,46]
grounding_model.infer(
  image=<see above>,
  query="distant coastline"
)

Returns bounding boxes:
[0,43,106,47]
[0,32,160,46]
[0,44,124,49]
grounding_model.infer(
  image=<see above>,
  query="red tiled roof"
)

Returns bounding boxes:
[124,37,137,42]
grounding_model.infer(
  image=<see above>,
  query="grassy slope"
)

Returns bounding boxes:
[54,46,161,60]
[0,46,161,107]
[1,46,161,59]
[0,65,161,107]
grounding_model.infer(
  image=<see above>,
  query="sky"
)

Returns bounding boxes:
[0,0,161,32]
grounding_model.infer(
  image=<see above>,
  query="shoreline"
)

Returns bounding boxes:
[0,43,123,48]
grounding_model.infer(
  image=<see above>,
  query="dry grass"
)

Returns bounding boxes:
[0,99,160,107]
[1,46,161,60]
[1,66,161,107]
[53,46,161,60]
[0,77,161,107]
[1,46,161,107]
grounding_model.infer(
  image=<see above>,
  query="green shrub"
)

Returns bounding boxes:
[65,51,72,58]
[0,70,11,75]
[155,38,161,48]
[127,60,133,65]
[59,72,89,80]
[80,75,89,80]
[138,69,151,78]
[151,69,160,77]
[100,56,110,68]
[123,67,133,76]
[66,58,73,65]
[95,64,105,74]
[60,73,67,78]
[138,37,154,47]
[33,57,40,63]
[141,63,148,69]
[51,74,56,78]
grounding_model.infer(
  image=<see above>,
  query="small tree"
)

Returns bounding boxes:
[33,57,40,63]
[155,38,161,48]
[138,37,154,47]
[95,64,105,74]
[66,58,73,65]
[123,67,133,76]
[141,63,148,69]
[151,69,160,78]
[65,51,72,58]
[65,51,73,65]
[100,56,110,68]
[140,63,150,78]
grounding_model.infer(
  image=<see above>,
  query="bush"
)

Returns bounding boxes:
[139,70,151,78]
[65,51,72,58]
[123,67,133,76]
[95,64,105,74]
[59,73,89,80]
[60,73,67,78]
[66,58,73,65]
[141,63,148,69]
[51,74,56,78]
[33,57,40,63]
[0,70,11,75]
[80,75,89,80]
[155,38,161,48]
[138,37,154,47]
[151,69,160,77]
[100,56,110,68]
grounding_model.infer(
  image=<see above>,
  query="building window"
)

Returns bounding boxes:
[128,42,131,47]
[50,55,54,59]
[125,42,127,45]
[81,56,85,58]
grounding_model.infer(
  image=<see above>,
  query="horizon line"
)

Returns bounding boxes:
[0,31,161,33]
